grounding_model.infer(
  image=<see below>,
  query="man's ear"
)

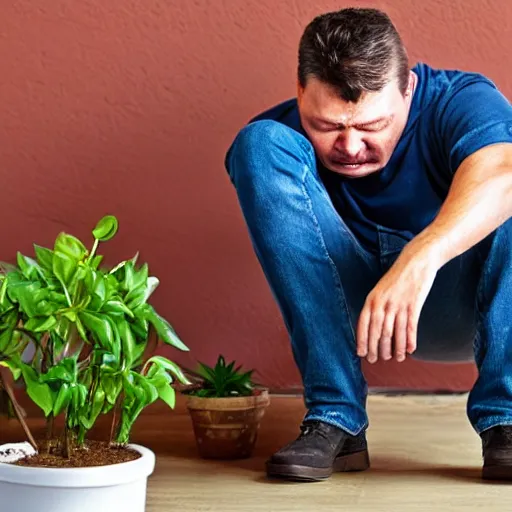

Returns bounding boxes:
[405,71,416,98]
[297,79,304,102]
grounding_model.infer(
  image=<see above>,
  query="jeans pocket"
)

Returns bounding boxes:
[376,226,414,271]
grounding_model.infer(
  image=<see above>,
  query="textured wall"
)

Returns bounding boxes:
[1,0,510,391]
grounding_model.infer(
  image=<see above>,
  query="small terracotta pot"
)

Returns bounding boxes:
[186,389,270,459]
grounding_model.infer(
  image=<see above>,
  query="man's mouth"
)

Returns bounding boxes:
[328,158,380,175]
[332,160,370,168]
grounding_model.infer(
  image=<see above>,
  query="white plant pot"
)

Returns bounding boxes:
[0,444,155,512]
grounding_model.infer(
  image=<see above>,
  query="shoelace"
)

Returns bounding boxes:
[299,421,331,441]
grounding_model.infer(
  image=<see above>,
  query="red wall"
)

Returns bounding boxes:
[1,0,510,392]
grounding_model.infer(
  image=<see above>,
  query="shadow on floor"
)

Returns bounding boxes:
[152,447,496,486]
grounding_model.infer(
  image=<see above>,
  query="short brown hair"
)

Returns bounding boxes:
[298,8,409,102]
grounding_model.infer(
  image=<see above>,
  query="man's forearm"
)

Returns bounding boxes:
[406,144,512,270]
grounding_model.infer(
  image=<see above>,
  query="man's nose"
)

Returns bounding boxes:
[335,130,364,157]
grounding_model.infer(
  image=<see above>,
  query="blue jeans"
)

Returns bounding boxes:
[225,120,512,436]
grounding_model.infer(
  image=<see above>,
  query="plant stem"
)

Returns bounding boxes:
[40,332,50,375]
[45,415,54,454]
[49,335,54,367]
[65,426,70,459]
[62,420,72,459]
[0,367,38,451]
[109,393,123,446]
[77,425,86,445]
[87,239,99,263]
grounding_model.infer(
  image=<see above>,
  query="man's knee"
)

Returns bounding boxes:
[225,120,313,185]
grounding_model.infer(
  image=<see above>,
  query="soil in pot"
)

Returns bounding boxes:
[12,440,141,468]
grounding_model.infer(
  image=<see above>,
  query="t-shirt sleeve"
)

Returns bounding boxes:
[435,78,512,174]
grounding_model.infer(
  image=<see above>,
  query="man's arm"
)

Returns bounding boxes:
[356,142,512,363]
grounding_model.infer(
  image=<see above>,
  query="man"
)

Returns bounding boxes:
[225,7,512,482]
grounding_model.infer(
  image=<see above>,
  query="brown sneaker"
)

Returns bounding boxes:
[266,420,370,482]
[481,425,512,480]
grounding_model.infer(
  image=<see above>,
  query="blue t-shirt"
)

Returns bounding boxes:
[244,63,512,252]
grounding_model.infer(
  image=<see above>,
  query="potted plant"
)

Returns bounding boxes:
[184,355,270,460]
[0,215,190,512]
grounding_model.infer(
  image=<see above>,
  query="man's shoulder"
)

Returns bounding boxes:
[248,98,303,132]
[414,62,500,104]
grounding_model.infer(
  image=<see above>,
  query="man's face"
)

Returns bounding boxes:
[297,73,415,178]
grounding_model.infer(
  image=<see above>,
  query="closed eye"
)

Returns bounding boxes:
[356,119,391,132]
[310,116,393,133]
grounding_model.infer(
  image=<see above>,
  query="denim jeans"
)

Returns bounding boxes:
[225,120,512,436]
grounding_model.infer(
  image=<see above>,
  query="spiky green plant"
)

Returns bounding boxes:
[188,355,254,398]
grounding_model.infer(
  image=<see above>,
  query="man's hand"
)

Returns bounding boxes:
[356,243,441,363]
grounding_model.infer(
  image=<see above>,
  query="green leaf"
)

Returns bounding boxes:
[130,311,148,339]
[53,252,77,286]
[132,263,149,290]
[0,310,18,353]
[49,291,68,305]
[125,285,146,309]
[8,282,44,318]
[20,364,54,417]
[145,356,191,385]
[79,311,114,350]
[143,276,160,303]
[92,215,118,242]
[102,375,121,405]
[24,316,57,333]
[0,276,8,307]
[102,299,134,318]
[157,384,176,409]
[53,383,72,416]
[70,261,87,285]
[87,273,108,312]
[75,315,88,342]
[79,387,105,430]
[197,362,216,383]
[0,332,14,357]
[54,233,87,263]
[108,259,128,276]
[122,262,136,292]
[147,365,172,386]
[35,299,58,316]
[91,255,103,270]
[62,310,77,322]
[49,330,67,359]
[42,358,76,383]
[190,356,255,398]
[96,351,118,371]
[133,373,159,404]
[92,275,107,302]
[72,383,88,409]
[109,316,121,362]
[34,245,54,271]
[216,355,226,369]
[0,358,22,381]
[106,274,120,293]
[118,319,136,367]
[17,253,39,280]
[142,305,188,351]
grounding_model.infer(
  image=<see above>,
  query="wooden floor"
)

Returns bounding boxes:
[4,394,512,511]
[139,394,512,511]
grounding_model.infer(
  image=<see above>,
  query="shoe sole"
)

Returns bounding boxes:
[266,449,370,482]
[483,464,512,481]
